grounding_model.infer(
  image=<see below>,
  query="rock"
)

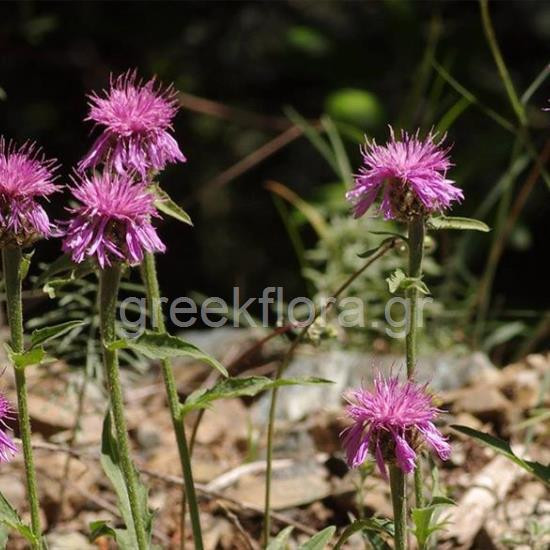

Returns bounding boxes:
[252,349,497,423]
[498,364,541,410]
[46,531,95,550]
[0,475,26,509]
[225,460,331,510]
[136,420,162,451]
[193,398,248,445]
[453,387,513,430]
[26,395,76,435]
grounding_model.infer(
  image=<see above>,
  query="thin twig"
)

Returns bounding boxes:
[178,92,292,131]
[199,125,303,194]
[29,440,317,537]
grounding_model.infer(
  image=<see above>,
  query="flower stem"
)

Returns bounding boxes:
[406,217,425,508]
[263,239,399,545]
[389,465,408,550]
[2,246,42,546]
[406,217,424,378]
[140,251,203,550]
[99,264,148,550]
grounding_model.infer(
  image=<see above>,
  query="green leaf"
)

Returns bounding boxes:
[451,425,550,484]
[30,320,85,349]
[35,254,80,286]
[181,376,332,415]
[153,186,193,226]
[108,331,228,377]
[369,229,407,241]
[386,269,429,295]
[427,216,490,232]
[21,251,34,281]
[298,526,336,550]
[334,518,394,550]
[411,507,435,549]
[357,237,396,259]
[429,495,456,507]
[266,526,294,550]
[0,491,40,547]
[99,412,153,549]
[5,345,45,369]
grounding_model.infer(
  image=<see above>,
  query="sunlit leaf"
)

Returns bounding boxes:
[334,518,394,550]
[5,345,46,369]
[427,215,490,232]
[0,491,40,547]
[108,331,228,377]
[30,320,85,349]
[181,376,332,415]
[266,526,294,550]
[298,526,336,550]
[452,425,550,484]
[97,412,153,549]
[153,185,193,226]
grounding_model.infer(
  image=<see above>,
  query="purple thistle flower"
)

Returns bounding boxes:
[79,70,186,177]
[347,128,463,221]
[0,393,17,463]
[0,137,59,247]
[62,170,166,268]
[341,374,451,478]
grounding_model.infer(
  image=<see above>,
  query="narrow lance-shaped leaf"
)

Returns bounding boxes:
[427,216,490,232]
[333,518,394,550]
[108,330,228,377]
[153,185,193,226]
[30,320,85,349]
[5,345,46,369]
[357,237,396,259]
[96,412,153,549]
[266,526,294,550]
[298,526,336,550]
[181,376,333,415]
[0,491,40,547]
[452,425,550,484]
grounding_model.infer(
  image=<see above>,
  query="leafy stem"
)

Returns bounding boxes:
[140,251,204,550]
[2,246,42,547]
[99,263,148,550]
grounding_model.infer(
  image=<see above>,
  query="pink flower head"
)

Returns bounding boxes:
[0,393,17,462]
[79,70,186,177]
[341,375,451,478]
[62,170,165,268]
[347,128,463,221]
[0,137,59,246]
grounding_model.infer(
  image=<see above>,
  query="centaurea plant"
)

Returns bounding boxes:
[62,169,161,549]
[79,71,202,549]
[0,137,58,546]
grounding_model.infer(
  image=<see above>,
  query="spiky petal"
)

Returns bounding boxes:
[0,137,59,246]
[341,374,451,478]
[62,171,165,268]
[79,71,186,176]
[0,394,17,463]
[346,128,463,221]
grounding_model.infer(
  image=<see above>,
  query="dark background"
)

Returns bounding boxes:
[1,1,548,352]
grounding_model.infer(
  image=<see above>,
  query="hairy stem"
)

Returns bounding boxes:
[99,264,148,550]
[140,251,203,550]
[389,466,408,550]
[2,246,42,546]
[406,217,425,508]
